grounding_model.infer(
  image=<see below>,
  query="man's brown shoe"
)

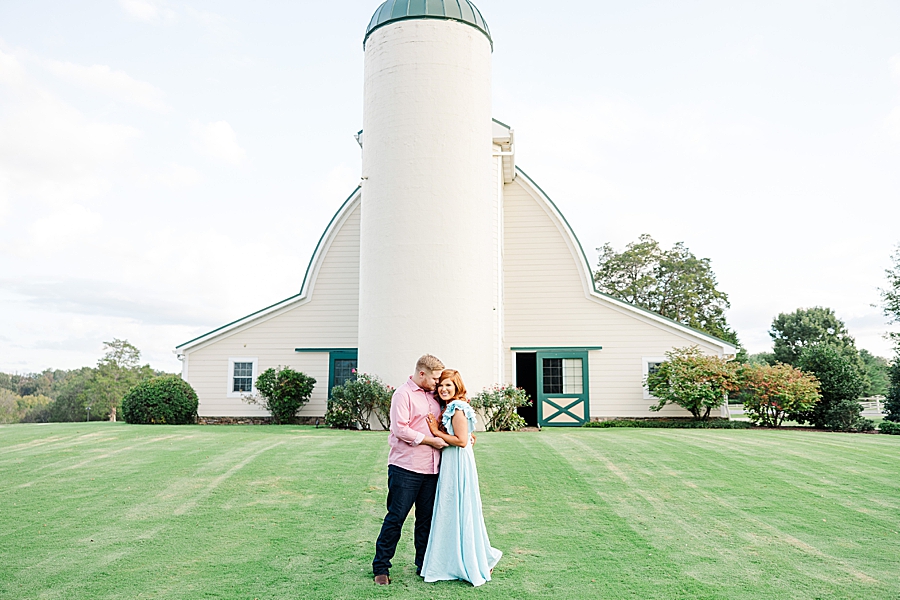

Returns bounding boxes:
[374,574,391,585]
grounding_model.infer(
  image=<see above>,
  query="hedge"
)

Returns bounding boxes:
[121,375,198,425]
[584,419,752,429]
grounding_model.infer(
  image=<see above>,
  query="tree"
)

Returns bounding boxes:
[245,367,316,424]
[790,345,871,431]
[47,367,95,422]
[879,244,900,343]
[885,351,900,423]
[859,349,890,397]
[746,352,776,366]
[81,340,154,420]
[595,234,739,346]
[736,363,820,427]
[646,346,739,420]
[769,307,857,366]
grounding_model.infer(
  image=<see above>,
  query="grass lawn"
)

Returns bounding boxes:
[1,424,899,599]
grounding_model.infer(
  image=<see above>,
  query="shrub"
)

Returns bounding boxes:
[122,376,198,424]
[583,419,751,429]
[879,420,900,434]
[885,351,900,423]
[647,346,739,420]
[470,384,532,432]
[244,367,315,425]
[790,345,868,431]
[326,372,393,430]
[736,363,820,427]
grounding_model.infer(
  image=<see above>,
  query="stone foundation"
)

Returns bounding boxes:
[197,416,325,426]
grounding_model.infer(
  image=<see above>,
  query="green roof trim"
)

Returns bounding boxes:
[514,167,737,351]
[511,347,603,352]
[295,348,357,353]
[364,0,492,49]
[176,187,361,351]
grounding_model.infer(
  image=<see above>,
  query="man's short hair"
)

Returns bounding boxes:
[415,354,445,373]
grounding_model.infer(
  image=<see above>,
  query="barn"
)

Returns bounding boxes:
[175,0,736,427]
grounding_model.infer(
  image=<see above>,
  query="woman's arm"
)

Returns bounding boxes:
[426,408,469,448]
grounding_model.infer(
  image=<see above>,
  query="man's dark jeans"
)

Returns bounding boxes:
[372,464,438,576]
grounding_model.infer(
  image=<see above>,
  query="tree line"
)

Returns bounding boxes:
[0,339,168,424]
[595,235,900,424]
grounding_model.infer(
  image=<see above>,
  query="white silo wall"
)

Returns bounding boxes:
[359,19,496,397]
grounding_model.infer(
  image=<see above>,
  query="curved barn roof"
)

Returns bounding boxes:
[364,0,492,48]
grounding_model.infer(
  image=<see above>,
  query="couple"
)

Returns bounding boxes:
[372,354,502,587]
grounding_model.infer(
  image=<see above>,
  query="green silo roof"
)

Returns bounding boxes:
[364,0,492,49]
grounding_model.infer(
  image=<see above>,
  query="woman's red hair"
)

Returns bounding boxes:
[438,369,467,400]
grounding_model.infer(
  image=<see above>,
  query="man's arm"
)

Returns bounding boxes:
[389,389,434,446]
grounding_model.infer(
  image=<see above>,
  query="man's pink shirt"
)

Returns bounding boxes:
[388,377,443,475]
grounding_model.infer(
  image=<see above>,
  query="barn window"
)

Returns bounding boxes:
[542,358,583,395]
[227,357,258,397]
[642,357,667,400]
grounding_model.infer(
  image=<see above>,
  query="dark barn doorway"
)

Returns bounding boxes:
[515,352,538,426]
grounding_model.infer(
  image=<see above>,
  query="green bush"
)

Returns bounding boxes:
[791,345,868,431]
[244,367,315,425]
[583,419,752,429]
[470,384,531,431]
[326,372,393,430]
[879,420,900,434]
[122,376,198,425]
[647,346,738,420]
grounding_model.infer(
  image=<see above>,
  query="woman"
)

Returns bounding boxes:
[421,369,502,587]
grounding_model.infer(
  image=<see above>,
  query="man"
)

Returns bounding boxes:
[372,354,448,585]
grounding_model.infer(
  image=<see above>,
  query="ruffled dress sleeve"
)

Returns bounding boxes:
[441,400,477,437]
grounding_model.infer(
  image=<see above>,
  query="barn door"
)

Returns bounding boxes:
[537,351,589,427]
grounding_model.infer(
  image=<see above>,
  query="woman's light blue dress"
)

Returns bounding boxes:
[421,400,502,587]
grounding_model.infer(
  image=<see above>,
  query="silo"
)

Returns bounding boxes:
[358,0,496,394]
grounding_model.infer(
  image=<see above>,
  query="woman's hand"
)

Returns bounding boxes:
[425,413,440,435]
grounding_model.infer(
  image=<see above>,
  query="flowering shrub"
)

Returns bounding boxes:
[647,346,739,420]
[326,372,393,430]
[470,384,531,431]
[243,367,315,424]
[736,363,820,427]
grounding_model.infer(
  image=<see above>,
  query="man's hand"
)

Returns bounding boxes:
[421,436,448,449]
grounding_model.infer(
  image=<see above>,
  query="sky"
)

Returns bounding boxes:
[1,0,899,374]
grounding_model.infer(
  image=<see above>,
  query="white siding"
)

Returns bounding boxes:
[184,202,361,417]
[502,177,724,418]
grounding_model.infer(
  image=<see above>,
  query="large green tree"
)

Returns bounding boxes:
[81,339,155,421]
[859,349,890,397]
[885,353,900,422]
[879,245,900,343]
[595,234,738,346]
[47,367,95,422]
[769,307,857,366]
[790,345,870,431]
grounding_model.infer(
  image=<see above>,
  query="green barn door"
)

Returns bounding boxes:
[537,351,589,427]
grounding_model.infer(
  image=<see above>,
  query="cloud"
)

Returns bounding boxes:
[157,163,204,187]
[27,204,103,254]
[0,278,220,327]
[119,0,176,23]
[185,7,237,40]
[192,121,246,165]
[891,54,900,80]
[42,60,169,112]
[0,49,141,205]
[887,107,900,141]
